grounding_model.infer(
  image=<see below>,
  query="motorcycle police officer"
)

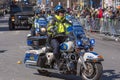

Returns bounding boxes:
[47,5,72,67]
[30,9,47,36]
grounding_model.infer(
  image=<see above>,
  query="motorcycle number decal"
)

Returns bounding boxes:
[60,43,68,50]
[38,20,47,25]
[87,56,94,59]
[30,56,34,60]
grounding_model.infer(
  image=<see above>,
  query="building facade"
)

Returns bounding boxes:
[103,0,120,8]
[50,0,77,8]
[113,0,120,8]
[77,0,101,9]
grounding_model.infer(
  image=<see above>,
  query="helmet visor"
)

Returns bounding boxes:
[58,9,66,13]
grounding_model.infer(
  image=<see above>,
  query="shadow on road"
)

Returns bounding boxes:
[0,50,7,53]
[102,70,120,80]
[34,72,82,80]
[34,70,120,80]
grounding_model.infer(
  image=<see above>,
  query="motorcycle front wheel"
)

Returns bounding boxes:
[81,62,103,80]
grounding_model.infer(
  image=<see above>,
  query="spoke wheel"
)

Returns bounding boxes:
[81,62,103,80]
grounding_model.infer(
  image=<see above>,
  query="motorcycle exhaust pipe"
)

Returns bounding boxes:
[25,64,59,73]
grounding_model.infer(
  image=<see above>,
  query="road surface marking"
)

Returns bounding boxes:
[0,32,4,34]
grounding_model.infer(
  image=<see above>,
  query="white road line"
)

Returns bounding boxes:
[0,24,8,26]
[19,46,28,49]
[0,32,4,34]
[14,31,21,34]
[4,17,9,19]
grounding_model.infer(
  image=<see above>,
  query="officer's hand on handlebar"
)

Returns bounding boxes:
[50,28,54,33]
[50,28,56,36]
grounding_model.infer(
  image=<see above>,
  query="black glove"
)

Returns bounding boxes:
[50,28,54,33]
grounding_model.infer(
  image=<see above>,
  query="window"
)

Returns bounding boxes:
[116,0,120,6]
[22,6,33,11]
[11,5,21,13]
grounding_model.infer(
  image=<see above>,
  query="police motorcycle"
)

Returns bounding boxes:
[27,17,48,49]
[24,24,104,80]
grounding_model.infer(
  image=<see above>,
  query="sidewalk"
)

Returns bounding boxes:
[86,32,120,42]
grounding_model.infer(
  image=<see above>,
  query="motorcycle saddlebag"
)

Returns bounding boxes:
[24,50,39,66]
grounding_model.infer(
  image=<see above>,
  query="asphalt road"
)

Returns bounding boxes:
[0,15,120,80]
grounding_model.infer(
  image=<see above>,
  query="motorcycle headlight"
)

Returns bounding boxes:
[40,28,46,32]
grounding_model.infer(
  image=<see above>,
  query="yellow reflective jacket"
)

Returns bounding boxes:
[47,15,71,36]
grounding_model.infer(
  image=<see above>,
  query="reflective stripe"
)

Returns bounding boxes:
[47,15,72,36]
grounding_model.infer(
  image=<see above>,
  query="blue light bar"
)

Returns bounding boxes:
[27,40,32,46]
[90,39,95,46]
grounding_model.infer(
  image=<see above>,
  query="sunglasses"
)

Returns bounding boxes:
[59,10,65,13]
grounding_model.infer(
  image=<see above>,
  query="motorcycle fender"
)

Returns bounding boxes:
[46,52,54,64]
[83,52,104,62]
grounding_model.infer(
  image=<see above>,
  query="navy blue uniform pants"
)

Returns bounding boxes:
[50,36,66,59]
[50,39,60,59]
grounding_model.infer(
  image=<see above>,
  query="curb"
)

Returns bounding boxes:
[87,32,120,42]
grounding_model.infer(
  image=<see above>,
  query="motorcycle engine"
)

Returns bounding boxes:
[60,53,77,74]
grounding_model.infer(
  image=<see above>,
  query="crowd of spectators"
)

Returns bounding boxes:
[80,7,120,20]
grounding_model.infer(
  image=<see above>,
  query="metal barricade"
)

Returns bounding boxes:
[80,16,120,37]
[100,18,120,36]
[100,18,115,35]
[83,17,101,32]
[84,17,91,31]
[100,18,109,34]
[91,18,101,32]
[79,16,85,27]
[114,19,120,36]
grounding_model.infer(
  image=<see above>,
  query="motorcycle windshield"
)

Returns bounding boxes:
[73,26,85,39]
[36,18,47,27]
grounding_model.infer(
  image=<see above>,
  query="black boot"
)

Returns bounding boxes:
[54,60,59,69]
[54,54,63,70]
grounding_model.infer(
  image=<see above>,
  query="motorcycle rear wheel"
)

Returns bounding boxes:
[81,62,103,80]
[37,70,50,76]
